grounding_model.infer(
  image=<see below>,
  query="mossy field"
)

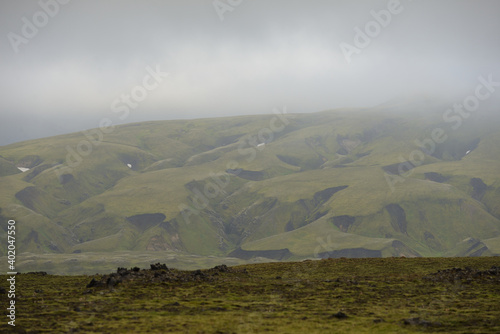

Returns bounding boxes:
[1,257,499,333]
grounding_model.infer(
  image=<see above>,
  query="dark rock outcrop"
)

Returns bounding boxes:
[424,266,500,283]
[85,264,247,289]
[126,213,166,231]
[385,204,408,235]
[424,172,449,183]
[382,162,415,176]
[313,186,348,205]
[470,178,488,201]
[329,311,348,319]
[24,164,53,182]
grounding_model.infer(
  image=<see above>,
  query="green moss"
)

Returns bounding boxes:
[2,257,500,333]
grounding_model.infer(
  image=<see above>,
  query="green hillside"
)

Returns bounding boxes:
[1,103,499,273]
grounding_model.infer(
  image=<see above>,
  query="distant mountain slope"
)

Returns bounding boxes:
[1,103,499,262]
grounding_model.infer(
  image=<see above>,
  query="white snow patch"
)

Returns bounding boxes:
[127,164,132,169]
[17,167,30,172]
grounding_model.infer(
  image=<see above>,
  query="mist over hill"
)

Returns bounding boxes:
[2,1,500,147]
[1,98,499,273]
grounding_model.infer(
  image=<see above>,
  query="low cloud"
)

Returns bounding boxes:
[0,0,499,144]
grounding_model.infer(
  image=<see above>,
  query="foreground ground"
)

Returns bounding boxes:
[1,257,499,333]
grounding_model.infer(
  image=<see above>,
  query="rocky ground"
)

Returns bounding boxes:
[1,257,500,333]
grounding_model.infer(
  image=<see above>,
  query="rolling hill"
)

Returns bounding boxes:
[1,100,500,273]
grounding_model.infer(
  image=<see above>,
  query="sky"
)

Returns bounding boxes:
[0,0,499,145]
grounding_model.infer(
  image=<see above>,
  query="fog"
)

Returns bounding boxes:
[0,0,499,145]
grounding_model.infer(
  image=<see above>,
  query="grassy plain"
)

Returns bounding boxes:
[1,257,499,333]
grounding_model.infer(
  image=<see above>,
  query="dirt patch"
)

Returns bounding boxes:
[148,224,185,251]
[146,235,169,251]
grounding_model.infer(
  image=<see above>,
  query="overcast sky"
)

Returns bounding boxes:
[0,0,499,145]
